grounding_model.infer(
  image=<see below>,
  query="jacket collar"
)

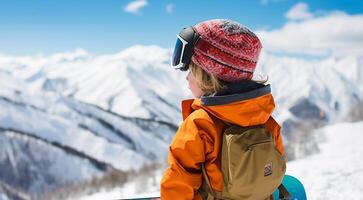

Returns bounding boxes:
[181,83,275,126]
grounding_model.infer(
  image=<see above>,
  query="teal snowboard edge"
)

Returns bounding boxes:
[273,175,307,200]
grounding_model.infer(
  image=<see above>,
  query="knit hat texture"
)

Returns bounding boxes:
[192,19,262,82]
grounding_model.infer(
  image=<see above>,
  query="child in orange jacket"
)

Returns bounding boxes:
[160,19,285,200]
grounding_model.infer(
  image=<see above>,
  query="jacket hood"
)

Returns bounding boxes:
[189,81,275,127]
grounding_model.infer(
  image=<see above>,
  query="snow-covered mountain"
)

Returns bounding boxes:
[0,68,177,198]
[257,53,363,139]
[258,53,363,122]
[0,45,189,124]
[1,46,362,126]
[2,46,362,126]
[0,45,362,199]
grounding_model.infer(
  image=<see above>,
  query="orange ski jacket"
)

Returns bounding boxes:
[160,84,285,200]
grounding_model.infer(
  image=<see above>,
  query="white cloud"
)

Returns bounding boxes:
[285,2,313,20]
[260,0,286,5]
[256,4,363,56]
[260,0,269,5]
[124,0,148,15]
[166,3,174,14]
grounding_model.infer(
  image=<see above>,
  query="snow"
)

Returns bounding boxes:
[287,121,363,199]
[0,46,189,124]
[0,130,103,195]
[0,194,9,200]
[0,67,176,196]
[0,96,150,171]
[0,67,177,168]
[73,186,160,200]
[70,167,163,200]
[257,52,363,123]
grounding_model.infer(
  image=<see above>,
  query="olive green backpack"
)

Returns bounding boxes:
[199,125,289,200]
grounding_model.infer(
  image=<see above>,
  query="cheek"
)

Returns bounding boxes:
[187,73,195,89]
[187,73,193,88]
[187,74,203,97]
[187,76,193,89]
[189,79,197,91]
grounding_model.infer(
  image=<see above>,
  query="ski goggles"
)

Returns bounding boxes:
[171,26,201,71]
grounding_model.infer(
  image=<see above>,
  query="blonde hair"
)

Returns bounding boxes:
[189,61,269,96]
[189,61,226,95]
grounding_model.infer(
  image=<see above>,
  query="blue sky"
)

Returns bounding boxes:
[0,0,362,55]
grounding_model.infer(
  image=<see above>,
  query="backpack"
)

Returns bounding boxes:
[199,124,288,200]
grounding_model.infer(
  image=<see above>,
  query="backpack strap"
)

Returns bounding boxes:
[197,186,208,200]
[201,163,225,199]
[201,163,217,199]
[278,184,291,200]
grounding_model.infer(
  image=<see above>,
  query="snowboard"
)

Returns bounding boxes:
[122,175,306,200]
[273,175,307,200]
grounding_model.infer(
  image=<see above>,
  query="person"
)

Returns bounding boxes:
[160,19,285,200]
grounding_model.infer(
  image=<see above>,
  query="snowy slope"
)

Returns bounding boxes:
[287,121,363,199]
[70,168,162,200]
[0,129,103,197]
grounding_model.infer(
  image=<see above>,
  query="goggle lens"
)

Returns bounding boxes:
[172,38,184,67]
[171,26,199,71]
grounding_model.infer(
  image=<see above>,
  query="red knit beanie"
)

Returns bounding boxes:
[192,19,262,82]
